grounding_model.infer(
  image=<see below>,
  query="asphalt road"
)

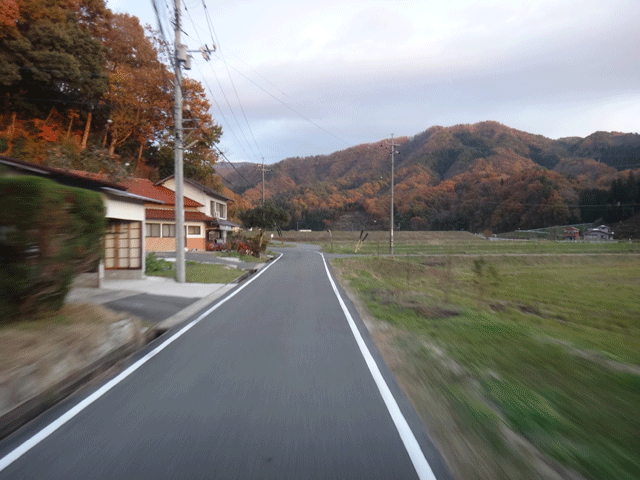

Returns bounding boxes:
[0,244,450,480]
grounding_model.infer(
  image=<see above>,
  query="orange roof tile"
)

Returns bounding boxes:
[122,178,202,207]
[146,209,215,222]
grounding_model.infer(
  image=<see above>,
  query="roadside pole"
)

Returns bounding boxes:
[174,0,185,282]
[387,134,400,255]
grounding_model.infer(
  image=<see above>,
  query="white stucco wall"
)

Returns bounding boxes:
[102,194,146,221]
[161,178,227,219]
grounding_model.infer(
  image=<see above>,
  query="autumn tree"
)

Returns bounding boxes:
[240,201,290,230]
[180,78,222,182]
[0,0,108,124]
[100,13,172,161]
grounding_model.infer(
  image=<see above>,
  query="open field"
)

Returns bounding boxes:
[331,252,640,480]
[276,230,640,255]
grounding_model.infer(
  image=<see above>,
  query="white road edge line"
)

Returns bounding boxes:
[0,254,282,473]
[318,252,437,480]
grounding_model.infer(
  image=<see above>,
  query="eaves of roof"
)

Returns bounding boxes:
[0,156,126,190]
[101,187,164,204]
[157,175,232,202]
[146,208,216,222]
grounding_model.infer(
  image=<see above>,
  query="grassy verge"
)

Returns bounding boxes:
[146,256,243,284]
[331,254,640,480]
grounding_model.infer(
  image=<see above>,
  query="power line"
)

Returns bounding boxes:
[214,146,255,187]
[195,3,260,162]
[182,10,259,163]
[181,5,258,164]
[201,0,265,161]
[209,51,351,148]
[150,0,169,44]
[194,58,258,163]
[185,0,351,158]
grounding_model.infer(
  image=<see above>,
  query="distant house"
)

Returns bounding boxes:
[122,176,240,252]
[122,178,210,252]
[0,156,159,282]
[584,225,614,241]
[564,226,580,241]
[157,176,239,245]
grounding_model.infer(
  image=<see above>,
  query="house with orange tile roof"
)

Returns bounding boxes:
[157,175,239,245]
[0,156,160,282]
[563,226,580,240]
[122,177,239,252]
[1,156,240,261]
[120,178,209,252]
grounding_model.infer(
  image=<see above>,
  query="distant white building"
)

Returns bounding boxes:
[584,225,614,241]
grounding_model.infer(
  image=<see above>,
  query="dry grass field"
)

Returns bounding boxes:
[281,231,640,480]
[276,230,640,255]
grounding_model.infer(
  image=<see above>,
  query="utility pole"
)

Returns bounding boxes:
[261,157,266,206]
[259,157,272,206]
[387,134,399,254]
[174,0,185,283]
[171,2,213,282]
[259,157,271,226]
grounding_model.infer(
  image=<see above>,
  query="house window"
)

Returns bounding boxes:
[211,201,226,219]
[146,223,160,237]
[162,224,176,237]
[187,225,201,235]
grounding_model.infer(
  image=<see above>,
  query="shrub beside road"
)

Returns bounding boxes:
[0,176,105,323]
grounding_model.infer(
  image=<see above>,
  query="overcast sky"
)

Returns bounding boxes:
[107,0,640,164]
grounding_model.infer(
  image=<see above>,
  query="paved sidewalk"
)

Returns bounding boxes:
[68,276,239,330]
[103,276,233,298]
[67,277,235,307]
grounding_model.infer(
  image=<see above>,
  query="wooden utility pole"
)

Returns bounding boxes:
[387,134,400,254]
[262,157,266,205]
[260,157,272,206]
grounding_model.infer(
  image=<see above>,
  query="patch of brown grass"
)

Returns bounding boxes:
[0,303,140,374]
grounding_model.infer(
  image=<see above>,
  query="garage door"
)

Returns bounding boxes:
[104,220,142,269]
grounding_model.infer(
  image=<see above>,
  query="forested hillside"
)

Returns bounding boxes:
[3,3,639,233]
[0,0,224,188]
[225,122,640,233]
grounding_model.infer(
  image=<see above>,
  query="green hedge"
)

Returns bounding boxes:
[0,176,106,322]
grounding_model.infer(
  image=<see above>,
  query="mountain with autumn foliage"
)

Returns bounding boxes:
[218,121,640,233]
